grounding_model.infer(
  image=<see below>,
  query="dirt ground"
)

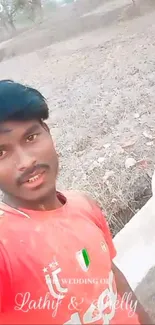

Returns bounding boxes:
[0,1,155,319]
[0,0,155,236]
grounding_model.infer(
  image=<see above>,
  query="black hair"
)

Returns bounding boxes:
[0,80,49,122]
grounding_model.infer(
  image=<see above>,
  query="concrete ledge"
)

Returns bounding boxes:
[113,197,155,290]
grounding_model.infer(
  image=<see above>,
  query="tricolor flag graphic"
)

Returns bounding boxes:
[76,248,90,272]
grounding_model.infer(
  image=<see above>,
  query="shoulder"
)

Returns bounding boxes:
[0,203,9,235]
[63,190,98,209]
[63,190,106,225]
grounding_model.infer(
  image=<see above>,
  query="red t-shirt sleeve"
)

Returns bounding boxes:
[88,197,117,260]
[0,249,3,314]
[0,242,12,315]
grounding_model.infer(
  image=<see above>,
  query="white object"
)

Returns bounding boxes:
[103,143,111,149]
[146,141,154,146]
[125,157,136,169]
[143,131,153,140]
[0,4,3,13]
[103,170,114,182]
[98,157,105,164]
[134,113,140,119]
[152,169,155,196]
[113,196,155,290]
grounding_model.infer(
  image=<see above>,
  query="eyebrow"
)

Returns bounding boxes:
[0,127,12,134]
[23,124,40,137]
[0,123,40,138]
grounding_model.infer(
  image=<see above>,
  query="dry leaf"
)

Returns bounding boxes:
[136,159,148,168]
[121,139,136,149]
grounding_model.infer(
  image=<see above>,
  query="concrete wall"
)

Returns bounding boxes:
[113,196,155,290]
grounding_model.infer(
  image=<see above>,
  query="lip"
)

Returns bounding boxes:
[22,171,46,189]
[21,168,46,184]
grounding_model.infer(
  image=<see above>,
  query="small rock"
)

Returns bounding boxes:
[143,131,153,140]
[134,113,140,118]
[92,161,100,168]
[125,157,137,169]
[116,145,125,154]
[147,169,153,179]
[111,198,117,203]
[130,67,139,75]
[121,139,136,149]
[103,143,111,149]
[88,161,99,171]
[98,157,105,164]
[146,141,154,146]
[103,170,114,182]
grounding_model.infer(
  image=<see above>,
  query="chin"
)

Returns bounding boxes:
[23,185,56,202]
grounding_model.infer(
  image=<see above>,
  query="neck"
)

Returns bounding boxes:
[3,190,63,211]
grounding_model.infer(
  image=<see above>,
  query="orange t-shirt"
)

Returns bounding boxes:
[0,191,140,324]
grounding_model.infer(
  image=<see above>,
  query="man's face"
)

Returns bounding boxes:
[0,120,58,203]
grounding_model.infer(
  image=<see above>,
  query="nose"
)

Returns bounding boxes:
[15,148,36,172]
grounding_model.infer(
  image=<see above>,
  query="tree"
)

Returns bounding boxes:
[28,0,43,22]
[0,0,43,34]
[0,0,24,32]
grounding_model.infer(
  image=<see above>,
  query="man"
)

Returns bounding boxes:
[0,80,151,324]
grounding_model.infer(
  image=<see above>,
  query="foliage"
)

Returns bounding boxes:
[0,0,42,31]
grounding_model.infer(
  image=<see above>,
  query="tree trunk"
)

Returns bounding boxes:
[31,0,43,22]
[8,17,16,31]
[0,14,9,32]
[0,2,16,34]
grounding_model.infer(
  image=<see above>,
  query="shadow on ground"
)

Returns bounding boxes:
[135,267,155,322]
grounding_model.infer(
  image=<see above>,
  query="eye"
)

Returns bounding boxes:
[26,134,38,142]
[0,150,7,158]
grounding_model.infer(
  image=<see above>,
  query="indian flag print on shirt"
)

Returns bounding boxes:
[76,248,90,272]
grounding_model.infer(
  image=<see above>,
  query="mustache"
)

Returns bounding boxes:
[17,164,49,185]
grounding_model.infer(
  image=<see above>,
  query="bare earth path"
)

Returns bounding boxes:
[0,0,155,233]
[0,0,155,319]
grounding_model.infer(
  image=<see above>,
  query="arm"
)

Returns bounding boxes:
[112,262,153,324]
[88,197,152,324]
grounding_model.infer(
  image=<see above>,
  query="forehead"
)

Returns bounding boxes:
[0,120,40,135]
